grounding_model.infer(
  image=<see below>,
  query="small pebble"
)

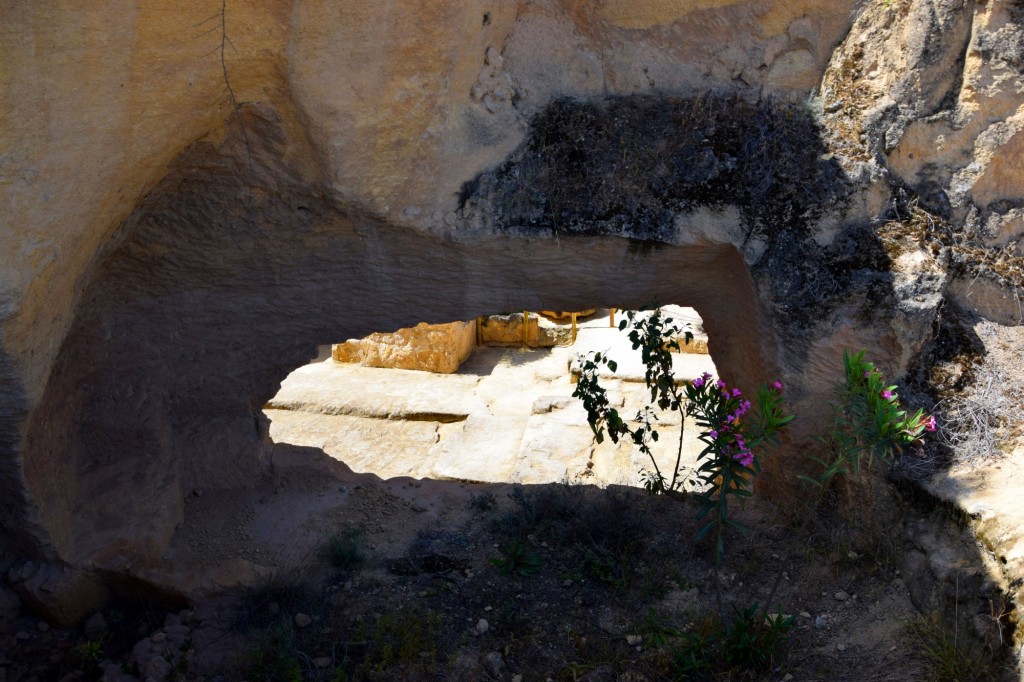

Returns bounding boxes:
[294,613,313,628]
[482,651,505,678]
[151,632,166,643]
[314,657,332,668]
[834,590,849,602]
[84,612,109,639]
[476,618,489,635]
[626,635,642,645]
[36,621,50,632]
[837,643,847,652]
[799,611,811,618]
[15,631,30,641]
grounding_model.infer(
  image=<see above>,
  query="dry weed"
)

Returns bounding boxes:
[936,362,1023,463]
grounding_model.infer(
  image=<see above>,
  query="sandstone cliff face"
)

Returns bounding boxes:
[822,0,1024,323]
[0,0,1019,617]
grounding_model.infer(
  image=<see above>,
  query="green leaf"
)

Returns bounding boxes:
[724,518,748,533]
[695,520,714,540]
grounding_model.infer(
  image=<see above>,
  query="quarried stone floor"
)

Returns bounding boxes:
[266,309,717,488]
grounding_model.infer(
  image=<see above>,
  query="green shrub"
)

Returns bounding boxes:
[670,607,795,680]
[247,621,303,682]
[802,349,935,494]
[574,307,792,614]
[906,612,1001,682]
[490,538,543,576]
[319,527,367,574]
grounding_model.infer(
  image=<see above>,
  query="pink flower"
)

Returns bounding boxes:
[731,388,742,398]
[863,371,870,378]
[773,381,783,391]
[733,451,754,467]
[716,380,727,390]
[693,376,704,388]
[925,415,937,432]
[882,390,893,400]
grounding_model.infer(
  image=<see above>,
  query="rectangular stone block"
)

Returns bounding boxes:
[332,320,475,373]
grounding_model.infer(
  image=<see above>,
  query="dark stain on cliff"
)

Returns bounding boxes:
[461,94,851,241]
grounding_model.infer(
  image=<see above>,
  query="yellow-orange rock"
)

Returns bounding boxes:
[478,313,573,348]
[332,321,476,374]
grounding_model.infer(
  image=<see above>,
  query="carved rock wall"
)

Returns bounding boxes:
[9,109,790,582]
[0,3,865,560]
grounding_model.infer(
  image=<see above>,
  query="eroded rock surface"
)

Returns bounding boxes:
[823,0,1024,321]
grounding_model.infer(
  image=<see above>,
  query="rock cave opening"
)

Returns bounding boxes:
[264,307,721,490]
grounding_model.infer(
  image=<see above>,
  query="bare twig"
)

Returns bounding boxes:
[937,362,1021,462]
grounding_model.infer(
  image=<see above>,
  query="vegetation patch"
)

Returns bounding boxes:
[463,94,850,239]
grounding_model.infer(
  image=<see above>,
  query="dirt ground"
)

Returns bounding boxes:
[0,443,1017,681]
